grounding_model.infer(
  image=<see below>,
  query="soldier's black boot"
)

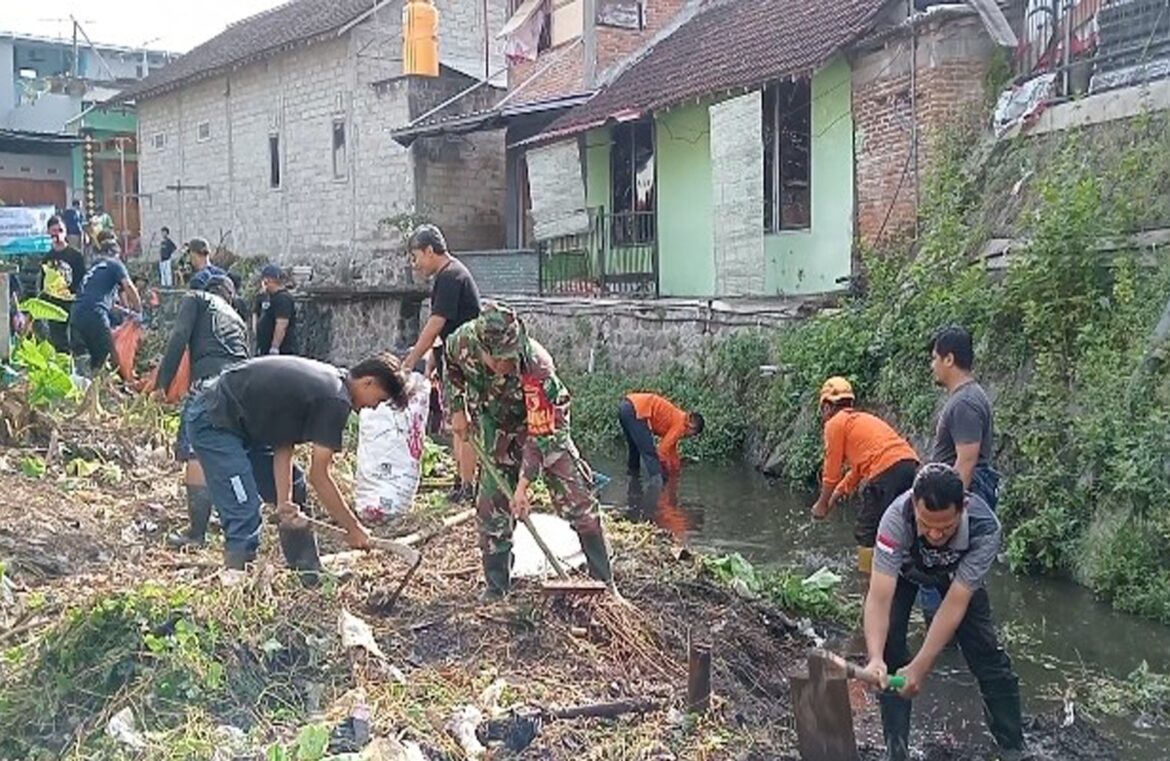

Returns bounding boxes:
[167,485,213,548]
[879,692,912,761]
[481,551,512,601]
[278,525,322,586]
[578,530,614,584]
[223,547,256,571]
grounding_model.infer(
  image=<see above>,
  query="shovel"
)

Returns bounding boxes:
[791,649,907,761]
[467,435,608,596]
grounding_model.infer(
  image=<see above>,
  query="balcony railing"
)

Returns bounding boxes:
[539,207,658,297]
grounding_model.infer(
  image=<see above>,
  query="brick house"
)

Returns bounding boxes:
[400,0,1012,299]
[116,0,510,288]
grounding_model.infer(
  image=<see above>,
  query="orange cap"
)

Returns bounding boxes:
[819,376,855,405]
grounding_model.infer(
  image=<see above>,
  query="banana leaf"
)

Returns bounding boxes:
[18,297,69,323]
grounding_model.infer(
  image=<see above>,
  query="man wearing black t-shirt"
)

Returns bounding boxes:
[41,215,87,353]
[253,264,299,356]
[402,224,481,503]
[184,354,408,571]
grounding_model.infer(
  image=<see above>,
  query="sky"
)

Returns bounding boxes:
[3,0,292,53]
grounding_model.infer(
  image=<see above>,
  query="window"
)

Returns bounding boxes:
[151,132,166,150]
[332,120,347,180]
[610,120,655,245]
[196,121,211,142]
[763,79,811,232]
[269,134,281,188]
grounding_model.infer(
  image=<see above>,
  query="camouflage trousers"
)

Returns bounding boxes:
[476,423,602,560]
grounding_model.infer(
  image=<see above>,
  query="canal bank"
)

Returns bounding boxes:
[592,455,1170,761]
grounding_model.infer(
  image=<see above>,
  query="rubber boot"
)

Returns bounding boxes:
[223,547,256,570]
[481,551,512,601]
[879,692,912,761]
[278,525,322,586]
[167,485,213,548]
[578,530,614,584]
[981,678,1027,756]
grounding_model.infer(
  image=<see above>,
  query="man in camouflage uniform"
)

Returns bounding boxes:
[444,302,615,599]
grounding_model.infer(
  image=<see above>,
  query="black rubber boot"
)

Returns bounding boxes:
[481,551,512,601]
[223,547,256,570]
[167,485,213,548]
[981,678,1027,756]
[278,525,322,586]
[879,692,912,761]
[578,530,614,584]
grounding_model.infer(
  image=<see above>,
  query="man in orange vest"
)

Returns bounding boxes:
[618,392,704,480]
[811,377,919,574]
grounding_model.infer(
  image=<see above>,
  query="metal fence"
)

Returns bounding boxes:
[1013,0,1170,95]
[539,207,658,297]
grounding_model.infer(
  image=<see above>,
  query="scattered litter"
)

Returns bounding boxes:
[359,737,426,761]
[476,706,542,753]
[105,707,147,750]
[211,724,249,761]
[478,678,508,715]
[446,705,486,758]
[802,567,841,591]
[339,608,388,661]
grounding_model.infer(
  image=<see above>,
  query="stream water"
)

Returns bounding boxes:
[593,457,1170,760]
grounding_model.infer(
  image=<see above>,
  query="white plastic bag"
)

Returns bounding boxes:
[355,373,431,522]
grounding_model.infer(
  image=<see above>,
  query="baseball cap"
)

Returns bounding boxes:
[477,303,523,359]
[260,264,283,280]
[186,237,210,255]
[819,376,855,405]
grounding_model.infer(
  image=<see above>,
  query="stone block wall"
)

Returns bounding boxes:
[137,3,506,288]
[852,12,996,245]
[708,92,765,296]
[504,296,808,374]
[298,291,427,365]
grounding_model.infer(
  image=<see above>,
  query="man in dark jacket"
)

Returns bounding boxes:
[156,275,251,548]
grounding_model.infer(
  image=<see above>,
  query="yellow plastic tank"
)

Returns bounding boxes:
[403,0,440,77]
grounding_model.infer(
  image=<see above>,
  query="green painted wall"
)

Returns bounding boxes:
[655,103,714,297]
[576,56,854,297]
[764,56,854,295]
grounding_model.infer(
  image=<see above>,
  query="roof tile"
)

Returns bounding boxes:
[116,0,382,101]
[543,0,888,137]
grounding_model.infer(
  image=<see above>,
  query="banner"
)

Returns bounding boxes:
[0,206,54,255]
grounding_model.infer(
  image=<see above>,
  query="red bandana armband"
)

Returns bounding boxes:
[522,375,556,436]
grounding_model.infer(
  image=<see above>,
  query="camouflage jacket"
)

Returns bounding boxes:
[444,323,575,481]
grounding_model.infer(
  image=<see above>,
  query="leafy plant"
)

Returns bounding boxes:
[11,337,78,407]
[19,455,45,479]
[702,552,852,622]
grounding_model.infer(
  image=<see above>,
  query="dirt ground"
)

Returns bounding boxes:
[0,384,1123,760]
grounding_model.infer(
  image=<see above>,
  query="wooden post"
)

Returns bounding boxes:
[686,642,712,714]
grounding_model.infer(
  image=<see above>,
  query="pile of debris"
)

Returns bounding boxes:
[0,381,1123,760]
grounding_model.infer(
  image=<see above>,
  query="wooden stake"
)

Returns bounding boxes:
[687,642,712,714]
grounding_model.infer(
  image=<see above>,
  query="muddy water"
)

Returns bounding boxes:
[593,457,1170,760]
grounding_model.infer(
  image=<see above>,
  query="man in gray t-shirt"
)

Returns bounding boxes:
[929,325,999,509]
[862,464,1025,761]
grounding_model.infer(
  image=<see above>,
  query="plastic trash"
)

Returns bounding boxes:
[446,705,486,758]
[354,374,431,523]
[106,707,147,750]
[339,608,388,661]
[511,513,587,578]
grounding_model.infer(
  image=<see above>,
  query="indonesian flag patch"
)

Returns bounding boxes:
[522,375,556,436]
[876,533,899,555]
